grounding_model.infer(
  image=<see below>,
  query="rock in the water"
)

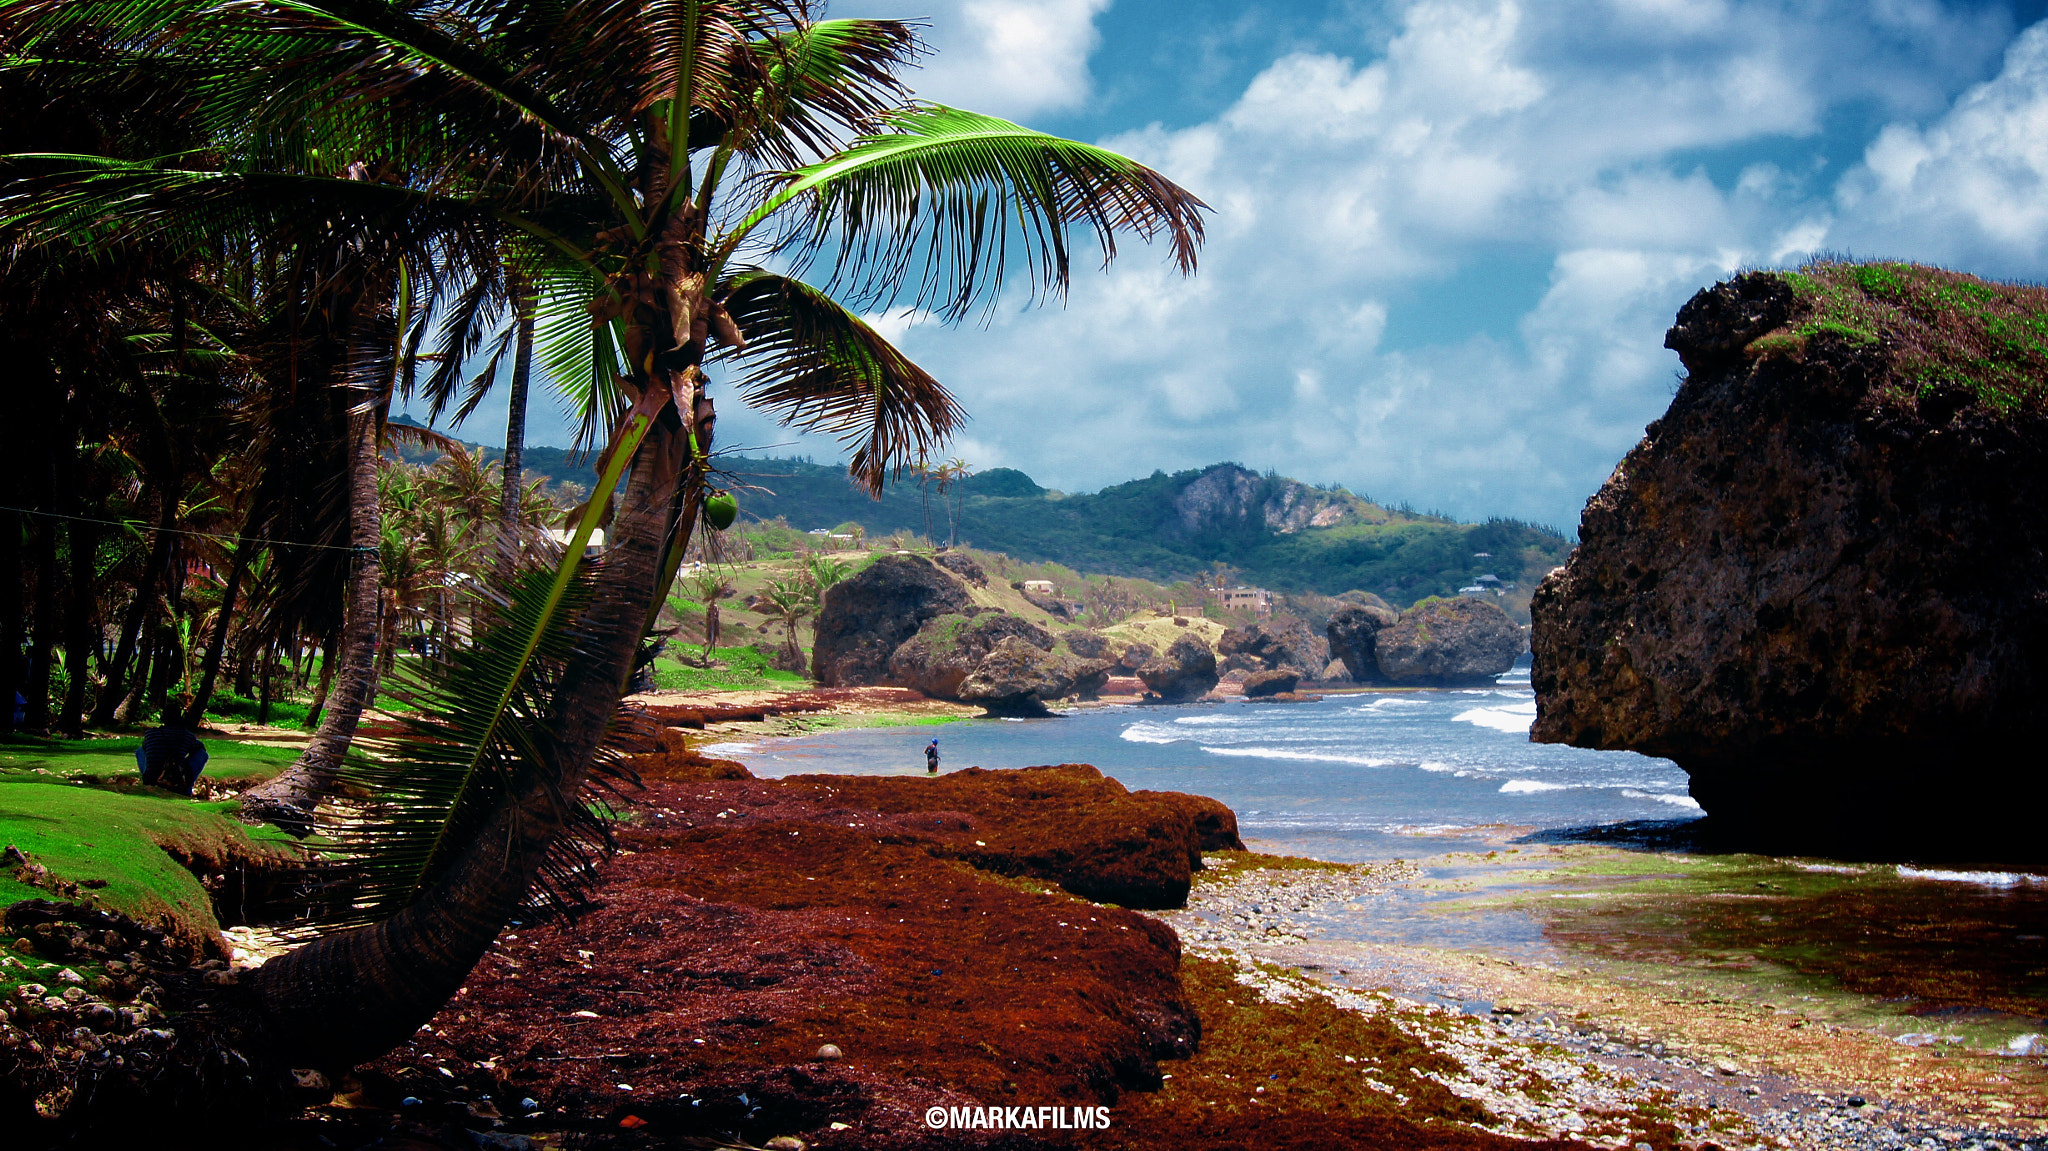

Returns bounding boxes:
[1242,669,1301,697]
[959,636,1078,716]
[887,612,1054,699]
[1117,643,1155,672]
[1326,604,1396,682]
[812,555,972,686]
[1532,264,2048,857]
[1067,658,1116,701]
[1375,598,1523,686]
[1138,634,1219,702]
[1327,599,1516,685]
[1218,618,1328,676]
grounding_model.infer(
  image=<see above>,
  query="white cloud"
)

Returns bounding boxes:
[855,0,2032,533]
[1834,19,2048,269]
[842,0,1112,120]
[642,1,2040,537]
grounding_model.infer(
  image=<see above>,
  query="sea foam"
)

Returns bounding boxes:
[1202,745,1393,767]
[1499,779,1571,793]
[1620,788,1703,810]
[1454,702,1537,734]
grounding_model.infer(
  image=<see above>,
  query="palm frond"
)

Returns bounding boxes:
[727,18,922,169]
[533,259,627,450]
[716,267,959,492]
[726,103,1207,321]
[312,407,654,925]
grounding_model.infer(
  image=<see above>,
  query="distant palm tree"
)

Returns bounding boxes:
[685,570,734,666]
[757,574,816,673]
[937,456,972,547]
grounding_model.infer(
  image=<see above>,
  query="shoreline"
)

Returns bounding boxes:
[636,685,2048,1146]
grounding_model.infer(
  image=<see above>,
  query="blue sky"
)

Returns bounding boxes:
[407,0,2048,533]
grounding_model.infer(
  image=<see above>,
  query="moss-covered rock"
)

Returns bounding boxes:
[1535,261,2048,856]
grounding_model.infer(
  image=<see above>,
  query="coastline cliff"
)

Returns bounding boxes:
[1531,262,2048,858]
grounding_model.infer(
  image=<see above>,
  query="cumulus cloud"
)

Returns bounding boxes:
[1834,20,2048,271]
[840,0,1112,119]
[527,1,2044,537]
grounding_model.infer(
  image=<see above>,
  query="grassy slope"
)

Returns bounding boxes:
[1757,260,2048,410]
[0,737,300,954]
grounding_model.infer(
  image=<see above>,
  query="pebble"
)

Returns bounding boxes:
[816,1043,842,1061]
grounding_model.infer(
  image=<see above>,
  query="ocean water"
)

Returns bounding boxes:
[707,660,1698,860]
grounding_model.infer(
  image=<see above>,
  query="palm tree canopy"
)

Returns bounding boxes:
[2,0,1206,492]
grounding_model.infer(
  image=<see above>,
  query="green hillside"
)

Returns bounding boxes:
[443,441,1569,606]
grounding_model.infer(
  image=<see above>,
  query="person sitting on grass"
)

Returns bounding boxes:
[137,701,208,796]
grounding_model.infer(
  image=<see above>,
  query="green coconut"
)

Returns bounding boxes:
[704,490,738,530]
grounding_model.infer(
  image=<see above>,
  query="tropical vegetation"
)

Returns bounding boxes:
[0,0,1203,1123]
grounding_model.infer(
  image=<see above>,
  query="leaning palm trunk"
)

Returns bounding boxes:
[254,413,682,1067]
[241,406,383,830]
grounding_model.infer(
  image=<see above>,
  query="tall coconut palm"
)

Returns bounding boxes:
[2,0,1204,1087]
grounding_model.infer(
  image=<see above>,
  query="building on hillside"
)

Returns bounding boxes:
[1021,579,1056,595]
[1459,573,1510,597]
[1212,585,1272,614]
[544,527,607,557]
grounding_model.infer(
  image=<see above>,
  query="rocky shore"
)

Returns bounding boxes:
[6,701,2042,1150]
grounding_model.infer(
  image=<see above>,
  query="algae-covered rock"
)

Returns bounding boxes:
[886,611,1053,699]
[1374,598,1523,686]
[1533,263,2048,856]
[810,554,972,686]
[1138,634,1219,702]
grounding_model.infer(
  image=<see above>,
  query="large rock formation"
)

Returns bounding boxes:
[1138,633,1220,702]
[887,612,1055,698]
[958,636,1080,716]
[1217,617,1328,676]
[1376,598,1524,685]
[1532,265,2048,858]
[812,555,972,686]
[1325,598,1518,686]
[1325,603,1396,682]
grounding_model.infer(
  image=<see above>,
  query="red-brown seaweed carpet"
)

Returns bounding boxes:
[316,738,1597,1151]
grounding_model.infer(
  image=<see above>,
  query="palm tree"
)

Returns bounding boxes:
[937,456,972,547]
[2,0,1204,1089]
[756,573,816,673]
[684,569,733,666]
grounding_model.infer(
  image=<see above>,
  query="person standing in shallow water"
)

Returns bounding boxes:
[925,738,940,775]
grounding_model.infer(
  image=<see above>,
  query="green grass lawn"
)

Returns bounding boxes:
[0,735,302,962]
[652,643,810,692]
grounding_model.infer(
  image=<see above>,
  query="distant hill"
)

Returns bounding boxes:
[387,423,1572,606]
[711,457,1572,607]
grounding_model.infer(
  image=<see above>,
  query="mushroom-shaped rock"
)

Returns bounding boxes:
[1326,604,1396,682]
[1138,634,1219,703]
[887,611,1054,699]
[959,636,1078,716]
